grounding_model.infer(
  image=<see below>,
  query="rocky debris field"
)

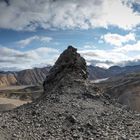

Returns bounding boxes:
[0,46,140,140]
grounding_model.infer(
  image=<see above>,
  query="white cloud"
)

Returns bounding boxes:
[102,33,136,46]
[1,41,140,70]
[0,46,59,71]
[79,49,128,68]
[83,45,96,49]
[0,46,32,59]
[114,41,140,52]
[79,49,128,63]
[79,38,140,68]
[0,0,140,30]
[17,35,52,48]
[98,0,140,30]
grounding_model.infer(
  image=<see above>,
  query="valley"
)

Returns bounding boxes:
[96,72,140,112]
[1,66,140,113]
[0,85,43,111]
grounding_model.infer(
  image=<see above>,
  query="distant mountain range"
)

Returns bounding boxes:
[88,65,140,79]
[1,65,140,87]
[0,67,51,87]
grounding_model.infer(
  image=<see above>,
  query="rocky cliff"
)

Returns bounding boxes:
[0,46,140,140]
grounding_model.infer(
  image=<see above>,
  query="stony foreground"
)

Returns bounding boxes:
[0,46,140,140]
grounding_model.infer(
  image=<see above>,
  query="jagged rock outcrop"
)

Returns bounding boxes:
[0,46,140,140]
[43,46,88,93]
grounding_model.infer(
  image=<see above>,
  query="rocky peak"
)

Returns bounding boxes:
[43,46,88,92]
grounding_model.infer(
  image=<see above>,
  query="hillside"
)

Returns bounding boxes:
[0,73,17,87]
[96,72,140,112]
[0,46,140,139]
[88,65,140,79]
[0,67,51,87]
[16,67,51,85]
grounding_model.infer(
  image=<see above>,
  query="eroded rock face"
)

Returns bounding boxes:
[43,46,88,92]
[16,67,51,85]
[0,74,17,87]
[0,67,51,88]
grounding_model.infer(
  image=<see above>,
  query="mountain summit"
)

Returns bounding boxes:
[43,46,88,93]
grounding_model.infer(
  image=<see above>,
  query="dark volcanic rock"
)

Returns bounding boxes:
[43,46,88,93]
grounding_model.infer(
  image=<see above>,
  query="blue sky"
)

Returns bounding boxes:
[0,0,140,71]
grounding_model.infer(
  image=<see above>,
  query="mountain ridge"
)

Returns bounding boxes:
[1,63,140,87]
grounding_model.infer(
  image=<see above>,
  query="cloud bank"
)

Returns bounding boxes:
[0,0,140,70]
[80,35,140,68]
[0,46,59,71]
[0,0,140,31]
[17,36,52,48]
[102,33,136,46]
